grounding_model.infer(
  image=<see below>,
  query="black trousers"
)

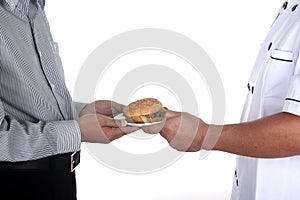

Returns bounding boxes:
[0,170,77,200]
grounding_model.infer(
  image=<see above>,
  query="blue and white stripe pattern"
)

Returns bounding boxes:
[0,0,81,162]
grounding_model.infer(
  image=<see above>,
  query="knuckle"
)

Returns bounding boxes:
[103,139,111,144]
[106,130,116,141]
[101,135,111,144]
[113,129,123,139]
[106,135,114,142]
[162,124,172,133]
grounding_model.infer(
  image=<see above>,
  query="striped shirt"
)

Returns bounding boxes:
[0,0,81,162]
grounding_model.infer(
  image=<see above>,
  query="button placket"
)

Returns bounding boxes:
[29,10,67,120]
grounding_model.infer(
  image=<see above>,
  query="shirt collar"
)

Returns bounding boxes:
[5,0,19,8]
[3,0,45,13]
[1,0,45,21]
[38,0,45,9]
[3,0,30,17]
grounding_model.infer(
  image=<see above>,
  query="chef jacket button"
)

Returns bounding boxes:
[283,1,288,9]
[292,4,298,12]
[268,42,272,51]
[247,83,250,91]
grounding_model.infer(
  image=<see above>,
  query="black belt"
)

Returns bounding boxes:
[0,151,80,172]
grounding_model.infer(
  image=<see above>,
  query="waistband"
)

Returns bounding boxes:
[0,151,80,172]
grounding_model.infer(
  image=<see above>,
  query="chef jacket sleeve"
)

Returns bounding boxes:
[283,74,300,115]
[283,43,300,115]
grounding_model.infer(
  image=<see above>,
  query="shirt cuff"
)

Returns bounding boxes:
[49,120,81,154]
[73,101,88,116]
[283,99,300,116]
[282,75,300,116]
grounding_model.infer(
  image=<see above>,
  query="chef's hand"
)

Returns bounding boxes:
[78,114,139,143]
[79,100,124,117]
[141,116,166,134]
[141,121,165,134]
[159,110,208,152]
[141,107,168,134]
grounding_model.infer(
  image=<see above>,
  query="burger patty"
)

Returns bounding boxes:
[148,109,166,119]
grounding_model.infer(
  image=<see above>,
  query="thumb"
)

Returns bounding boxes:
[115,119,128,127]
[111,101,126,114]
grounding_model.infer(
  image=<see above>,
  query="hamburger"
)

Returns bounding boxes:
[123,98,167,123]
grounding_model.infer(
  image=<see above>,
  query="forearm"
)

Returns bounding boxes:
[0,100,81,161]
[0,118,81,162]
[212,112,300,158]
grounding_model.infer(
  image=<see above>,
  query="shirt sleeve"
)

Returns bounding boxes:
[0,99,81,162]
[283,49,300,115]
[283,75,300,115]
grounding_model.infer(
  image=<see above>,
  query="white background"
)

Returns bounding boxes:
[45,0,283,199]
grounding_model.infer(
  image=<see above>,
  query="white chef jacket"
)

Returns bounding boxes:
[231,1,300,200]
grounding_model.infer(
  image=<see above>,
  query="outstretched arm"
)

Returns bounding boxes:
[214,112,300,158]
[160,110,300,158]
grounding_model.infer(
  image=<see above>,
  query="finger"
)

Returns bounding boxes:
[98,115,120,127]
[111,101,126,115]
[92,100,122,116]
[160,124,176,143]
[142,123,164,134]
[115,119,127,127]
[120,126,140,134]
[159,129,170,141]
[105,127,125,141]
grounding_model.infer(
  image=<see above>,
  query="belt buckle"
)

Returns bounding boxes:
[70,151,80,172]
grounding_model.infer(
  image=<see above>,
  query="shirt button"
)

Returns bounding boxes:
[283,1,288,10]
[247,83,251,91]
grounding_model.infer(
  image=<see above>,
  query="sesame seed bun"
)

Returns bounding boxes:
[123,98,164,123]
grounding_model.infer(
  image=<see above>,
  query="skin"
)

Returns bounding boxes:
[149,110,300,158]
[84,101,300,158]
[77,100,139,143]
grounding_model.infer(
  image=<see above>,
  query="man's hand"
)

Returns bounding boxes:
[78,114,139,143]
[78,100,138,143]
[160,110,208,152]
[79,100,124,117]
